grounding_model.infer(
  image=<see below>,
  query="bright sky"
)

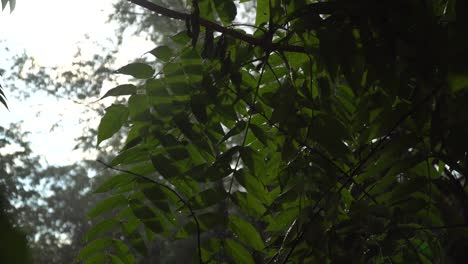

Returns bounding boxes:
[0,0,114,66]
[0,0,252,166]
[0,0,154,165]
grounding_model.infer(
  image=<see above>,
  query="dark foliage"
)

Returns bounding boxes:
[68,0,468,263]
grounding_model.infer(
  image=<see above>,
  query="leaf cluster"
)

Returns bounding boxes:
[82,0,468,263]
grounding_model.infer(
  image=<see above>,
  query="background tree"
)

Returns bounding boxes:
[0,0,194,263]
[0,2,31,263]
[0,123,102,263]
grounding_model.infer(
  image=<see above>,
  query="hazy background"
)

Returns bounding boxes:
[0,1,254,262]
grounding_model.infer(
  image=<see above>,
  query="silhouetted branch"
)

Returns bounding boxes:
[127,0,307,53]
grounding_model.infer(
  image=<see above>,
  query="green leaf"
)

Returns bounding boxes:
[164,76,190,94]
[249,124,269,146]
[145,78,168,96]
[200,238,222,261]
[94,174,135,193]
[123,124,144,150]
[255,0,269,25]
[116,63,155,79]
[307,114,351,160]
[171,31,191,45]
[109,255,125,264]
[0,87,8,109]
[110,145,149,166]
[219,120,246,144]
[149,46,174,62]
[84,219,118,242]
[234,170,268,203]
[213,0,237,25]
[140,183,174,212]
[449,73,468,92]
[83,253,107,264]
[151,154,181,178]
[266,207,298,232]
[99,84,137,100]
[389,177,428,204]
[97,104,129,146]
[191,94,208,124]
[0,94,8,110]
[128,94,149,118]
[77,238,113,261]
[112,239,136,264]
[95,163,153,193]
[228,215,265,251]
[193,187,227,209]
[225,238,255,264]
[232,192,266,217]
[88,195,127,218]
[121,221,148,256]
[198,0,215,20]
[174,112,197,140]
[239,147,265,179]
[198,211,226,230]
[140,182,168,200]
[130,200,167,234]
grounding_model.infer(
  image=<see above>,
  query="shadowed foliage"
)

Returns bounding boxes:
[81,0,468,263]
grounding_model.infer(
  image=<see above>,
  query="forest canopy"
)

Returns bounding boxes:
[2,0,468,263]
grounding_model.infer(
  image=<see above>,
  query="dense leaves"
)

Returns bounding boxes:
[85,0,468,263]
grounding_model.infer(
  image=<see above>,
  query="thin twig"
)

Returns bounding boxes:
[228,53,270,194]
[97,160,204,264]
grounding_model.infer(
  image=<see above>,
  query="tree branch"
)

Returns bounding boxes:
[127,0,307,53]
